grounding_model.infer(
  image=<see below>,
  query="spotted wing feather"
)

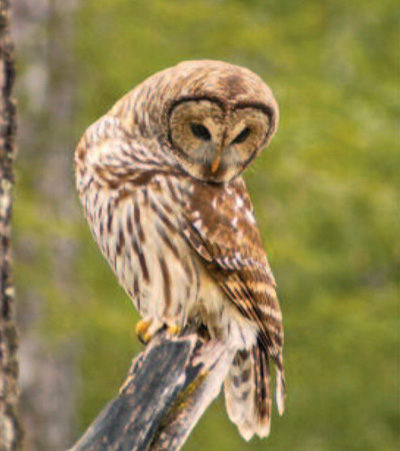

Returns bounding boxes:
[183,177,285,438]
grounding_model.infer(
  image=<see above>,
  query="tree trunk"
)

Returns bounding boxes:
[0,1,22,450]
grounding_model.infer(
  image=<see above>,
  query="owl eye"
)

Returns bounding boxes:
[190,123,211,141]
[231,127,251,144]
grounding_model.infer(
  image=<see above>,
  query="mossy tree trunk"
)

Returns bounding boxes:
[0,1,21,450]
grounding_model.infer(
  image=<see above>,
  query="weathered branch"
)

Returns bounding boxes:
[69,331,234,451]
[0,1,22,449]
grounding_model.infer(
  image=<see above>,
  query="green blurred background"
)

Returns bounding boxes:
[13,0,398,450]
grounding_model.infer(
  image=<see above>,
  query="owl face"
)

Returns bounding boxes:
[168,98,274,183]
[111,60,279,183]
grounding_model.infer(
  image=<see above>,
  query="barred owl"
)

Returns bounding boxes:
[75,60,285,440]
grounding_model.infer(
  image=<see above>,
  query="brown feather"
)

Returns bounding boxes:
[183,176,286,422]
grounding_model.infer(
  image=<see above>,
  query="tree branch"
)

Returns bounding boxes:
[69,331,234,451]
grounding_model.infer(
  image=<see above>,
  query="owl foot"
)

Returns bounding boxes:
[166,324,182,336]
[136,319,183,344]
[136,319,160,343]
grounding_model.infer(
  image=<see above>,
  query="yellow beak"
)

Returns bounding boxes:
[211,154,221,173]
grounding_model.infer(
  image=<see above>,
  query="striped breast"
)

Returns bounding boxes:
[75,116,199,327]
[79,171,199,326]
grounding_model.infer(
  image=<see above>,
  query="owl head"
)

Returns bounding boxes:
[114,60,279,183]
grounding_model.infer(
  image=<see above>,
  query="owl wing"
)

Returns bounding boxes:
[182,176,285,408]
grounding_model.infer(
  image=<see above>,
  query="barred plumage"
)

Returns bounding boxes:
[75,60,286,441]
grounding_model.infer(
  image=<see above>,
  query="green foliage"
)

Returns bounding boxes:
[15,0,398,449]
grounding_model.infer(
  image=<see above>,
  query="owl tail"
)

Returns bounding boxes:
[224,342,285,441]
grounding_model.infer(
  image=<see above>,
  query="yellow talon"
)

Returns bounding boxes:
[136,319,181,343]
[143,332,153,343]
[167,325,182,336]
[136,319,152,343]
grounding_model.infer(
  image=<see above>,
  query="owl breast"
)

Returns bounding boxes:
[80,172,200,326]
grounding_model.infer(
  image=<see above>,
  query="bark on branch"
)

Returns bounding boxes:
[69,331,234,451]
[0,1,22,449]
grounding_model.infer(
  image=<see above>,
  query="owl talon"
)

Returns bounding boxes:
[142,331,154,343]
[166,324,182,337]
[136,318,166,343]
[136,319,153,343]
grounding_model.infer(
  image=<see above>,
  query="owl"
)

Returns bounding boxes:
[75,60,285,441]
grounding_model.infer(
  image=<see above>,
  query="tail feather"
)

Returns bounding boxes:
[224,343,285,441]
[224,350,255,431]
[275,352,286,416]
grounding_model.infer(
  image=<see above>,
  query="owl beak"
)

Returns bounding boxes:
[210,154,221,173]
[210,142,224,173]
